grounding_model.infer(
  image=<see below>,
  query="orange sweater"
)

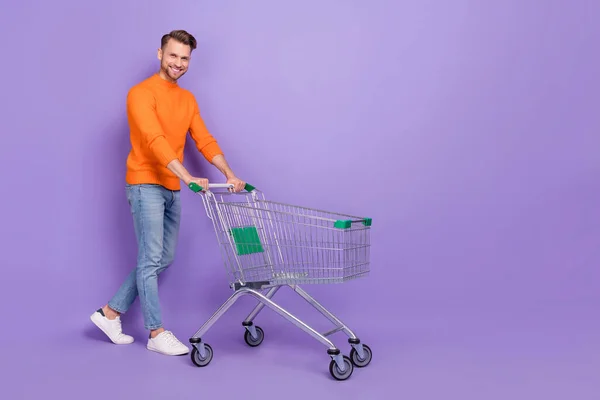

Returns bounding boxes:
[125,73,223,190]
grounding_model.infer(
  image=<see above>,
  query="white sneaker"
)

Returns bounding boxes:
[90,309,134,345]
[147,330,190,356]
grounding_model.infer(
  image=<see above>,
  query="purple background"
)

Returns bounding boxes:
[1,0,599,398]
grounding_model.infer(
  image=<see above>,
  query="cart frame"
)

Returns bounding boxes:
[187,182,373,380]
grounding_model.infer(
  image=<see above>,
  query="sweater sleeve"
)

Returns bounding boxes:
[127,87,178,166]
[188,96,224,162]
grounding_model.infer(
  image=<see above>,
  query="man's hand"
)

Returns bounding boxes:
[166,159,210,190]
[187,177,209,191]
[210,155,246,192]
[226,176,245,192]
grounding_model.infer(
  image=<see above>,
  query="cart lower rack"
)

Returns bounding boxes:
[187,182,373,381]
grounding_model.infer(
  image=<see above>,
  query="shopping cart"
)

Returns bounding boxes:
[187,182,373,381]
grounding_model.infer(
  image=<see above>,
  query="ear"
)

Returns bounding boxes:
[157,48,163,61]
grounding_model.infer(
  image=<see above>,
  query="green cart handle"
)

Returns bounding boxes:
[188,182,256,193]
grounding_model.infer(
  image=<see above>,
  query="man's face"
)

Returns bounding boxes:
[158,39,192,82]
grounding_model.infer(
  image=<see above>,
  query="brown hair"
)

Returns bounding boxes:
[161,30,197,51]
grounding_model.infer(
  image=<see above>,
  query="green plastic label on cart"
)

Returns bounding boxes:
[334,218,372,229]
[334,220,352,229]
[229,226,264,255]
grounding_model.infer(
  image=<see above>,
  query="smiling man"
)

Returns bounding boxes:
[90,30,246,356]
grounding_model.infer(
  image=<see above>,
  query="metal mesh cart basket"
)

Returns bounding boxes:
[187,182,373,380]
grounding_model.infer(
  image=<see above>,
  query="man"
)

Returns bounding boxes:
[90,30,246,356]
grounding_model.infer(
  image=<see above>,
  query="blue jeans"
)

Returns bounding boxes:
[108,184,181,330]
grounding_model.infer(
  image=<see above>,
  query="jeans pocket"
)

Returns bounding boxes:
[125,185,136,211]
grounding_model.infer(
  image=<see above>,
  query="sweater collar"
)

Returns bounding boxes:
[152,72,178,88]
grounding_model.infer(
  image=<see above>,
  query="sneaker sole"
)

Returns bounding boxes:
[146,344,189,356]
[90,313,134,345]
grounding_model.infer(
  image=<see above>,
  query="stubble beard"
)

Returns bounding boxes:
[161,62,185,83]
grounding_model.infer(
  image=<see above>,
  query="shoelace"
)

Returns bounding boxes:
[162,331,183,347]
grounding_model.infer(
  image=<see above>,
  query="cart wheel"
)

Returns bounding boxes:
[350,344,372,367]
[191,343,213,367]
[329,355,354,381]
[244,326,264,347]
